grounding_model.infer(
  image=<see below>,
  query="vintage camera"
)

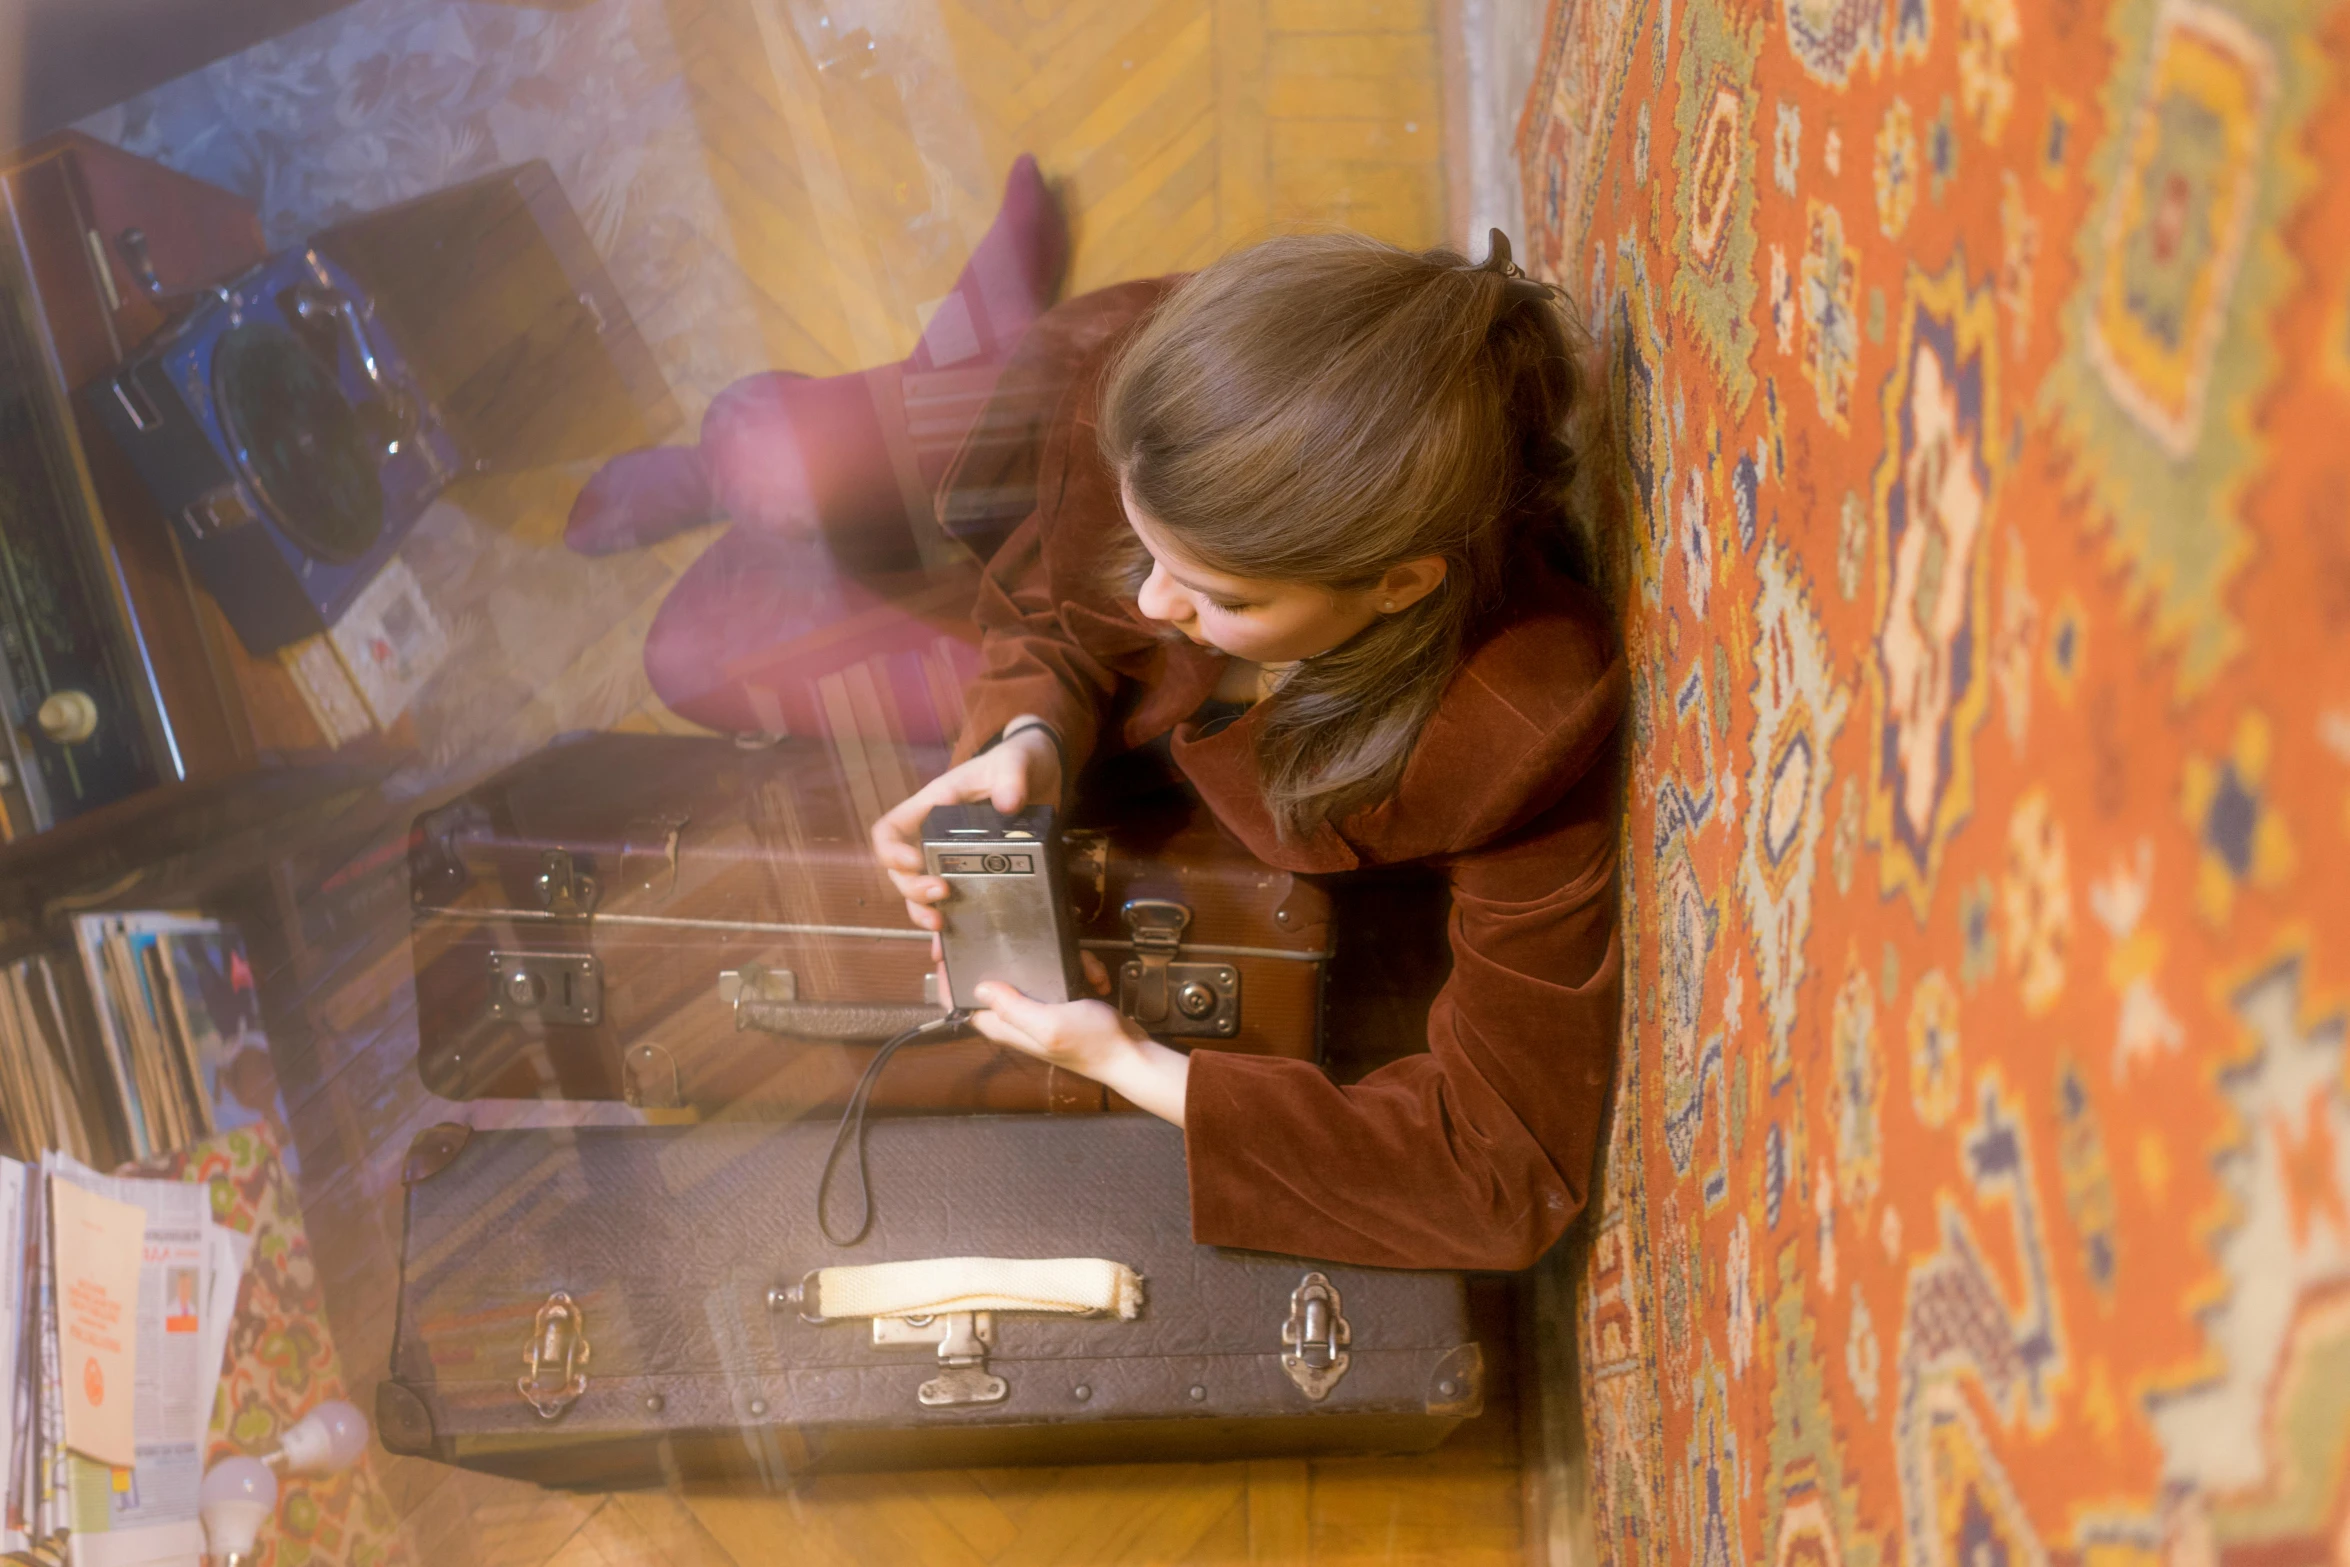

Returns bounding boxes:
[920,802,1083,1010]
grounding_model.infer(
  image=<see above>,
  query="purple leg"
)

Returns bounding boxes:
[560,444,718,557]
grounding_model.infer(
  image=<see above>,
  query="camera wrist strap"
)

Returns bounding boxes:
[816,1009,974,1246]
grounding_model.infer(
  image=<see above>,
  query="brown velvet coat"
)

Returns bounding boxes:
[950,284,1627,1272]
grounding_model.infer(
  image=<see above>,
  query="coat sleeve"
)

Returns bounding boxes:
[951,513,1121,769]
[1181,755,1623,1271]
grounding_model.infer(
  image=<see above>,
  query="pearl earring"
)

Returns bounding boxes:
[1380,599,1395,611]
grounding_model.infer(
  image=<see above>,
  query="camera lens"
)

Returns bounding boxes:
[981,853,1011,874]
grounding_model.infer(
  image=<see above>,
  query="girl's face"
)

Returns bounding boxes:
[1121,479,1443,665]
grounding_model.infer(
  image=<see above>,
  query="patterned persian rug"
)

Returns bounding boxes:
[1518,0,2350,1560]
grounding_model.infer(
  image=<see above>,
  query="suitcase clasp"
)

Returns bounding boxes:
[1281,1273,1352,1400]
[518,1292,591,1420]
[537,849,598,917]
[1117,900,1243,1039]
[875,1312,1008,1408]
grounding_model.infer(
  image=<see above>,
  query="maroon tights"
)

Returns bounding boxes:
[566,157,1067,738]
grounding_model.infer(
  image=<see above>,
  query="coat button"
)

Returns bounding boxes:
[1072,1384,1091,1402]
[1188,1385,1206,1401]
[644,1393,665,1413]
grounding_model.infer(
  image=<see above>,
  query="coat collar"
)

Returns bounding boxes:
[1164,572,1627,873]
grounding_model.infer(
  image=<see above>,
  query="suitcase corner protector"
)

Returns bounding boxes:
[375,1379,440,1456]
[1425,1341,1485,1420]
[402,1122,473,1185]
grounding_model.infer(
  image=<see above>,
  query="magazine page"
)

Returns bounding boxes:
[0,1158,24,1554]
[49,1180,142,1468]
[48,1160,211,1567]
[155,924,295,1173]
[37,1154,67,1545]
[195,1224,248,1438]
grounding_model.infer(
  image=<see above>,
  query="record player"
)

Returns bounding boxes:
[90,245,462,656]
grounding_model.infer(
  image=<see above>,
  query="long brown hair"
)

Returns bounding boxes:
[1098,229,1589,839]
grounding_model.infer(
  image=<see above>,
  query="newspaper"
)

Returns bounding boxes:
[0,1158,26,1555]
[46,1157,214,1567]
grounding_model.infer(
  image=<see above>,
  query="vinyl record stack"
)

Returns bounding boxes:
[0,958,107,1169]
[0,919,287,1173]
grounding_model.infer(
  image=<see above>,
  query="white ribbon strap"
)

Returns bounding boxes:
[811,1256,1144,1321]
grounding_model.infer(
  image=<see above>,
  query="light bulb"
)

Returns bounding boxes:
[274,1398,370,1476]
[199,1456,278,1563]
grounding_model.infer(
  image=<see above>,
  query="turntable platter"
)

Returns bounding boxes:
[213,324,384,565]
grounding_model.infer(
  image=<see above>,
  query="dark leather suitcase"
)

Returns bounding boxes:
[408,731,1331,1112]
[376,1117,1484,1484]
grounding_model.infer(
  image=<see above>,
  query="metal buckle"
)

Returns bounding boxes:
[1115,900,1241,1038]
[719,962,799,1017]
[518,1292,590,1419]
[771,1282,1011,1408]
[1281,1273,1351,1400]
[1121,900,1189,1023]
[893,1312,1009,1408]
[537,849,598,917]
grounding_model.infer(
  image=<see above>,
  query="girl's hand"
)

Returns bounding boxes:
[969,982,1192,1127]
[869,720,1064,932]
[968,987,1143,1074]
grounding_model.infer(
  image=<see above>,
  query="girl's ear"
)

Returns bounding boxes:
[1376,556,1449,613]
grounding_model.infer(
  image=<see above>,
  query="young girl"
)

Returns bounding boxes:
[871,231,1626,1272]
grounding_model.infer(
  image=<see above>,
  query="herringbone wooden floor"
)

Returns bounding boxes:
[309,2,1514,1561]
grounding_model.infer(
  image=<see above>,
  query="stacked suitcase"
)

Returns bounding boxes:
[385,730,1484,1482]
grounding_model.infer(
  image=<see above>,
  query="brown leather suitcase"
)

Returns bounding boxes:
[376,1116,1484,1484]
[408,731,1331,1113]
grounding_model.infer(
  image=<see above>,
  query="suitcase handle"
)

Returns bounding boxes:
[735,998,949,1043]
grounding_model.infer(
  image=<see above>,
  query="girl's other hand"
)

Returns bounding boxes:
[869,720,1064,932]
[968,978,1192,1127]
[967,984,1144,1076]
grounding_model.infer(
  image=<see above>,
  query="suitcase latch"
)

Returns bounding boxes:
[487,950,602,1025]
[537,849,598,917]
[1281,1272,1351,1400]
[874,1312,1008,1408]
[518,1292,591,1420]
[1118,900,1241,1039]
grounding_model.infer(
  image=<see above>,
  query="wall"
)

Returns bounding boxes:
[1518,0,2350,1560]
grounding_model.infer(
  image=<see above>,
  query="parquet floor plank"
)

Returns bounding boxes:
[1215,0,1272,246]
[1077,170,1222,294]
[1270,115,1445,165]
[983,1464,1245,1566]
[603,1493,746,1566]
[693,1478,998,1567]
[1268,0,1434,27]
[1065,110,1219,288]
[1244,1459,1311,1562]
[1265,70,1440,124]
[1057,56,1219,208]
[1264,29,1439,82]
[1022,8,1215,172]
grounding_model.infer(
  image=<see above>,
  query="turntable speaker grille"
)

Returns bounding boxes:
[315,161,680,474]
